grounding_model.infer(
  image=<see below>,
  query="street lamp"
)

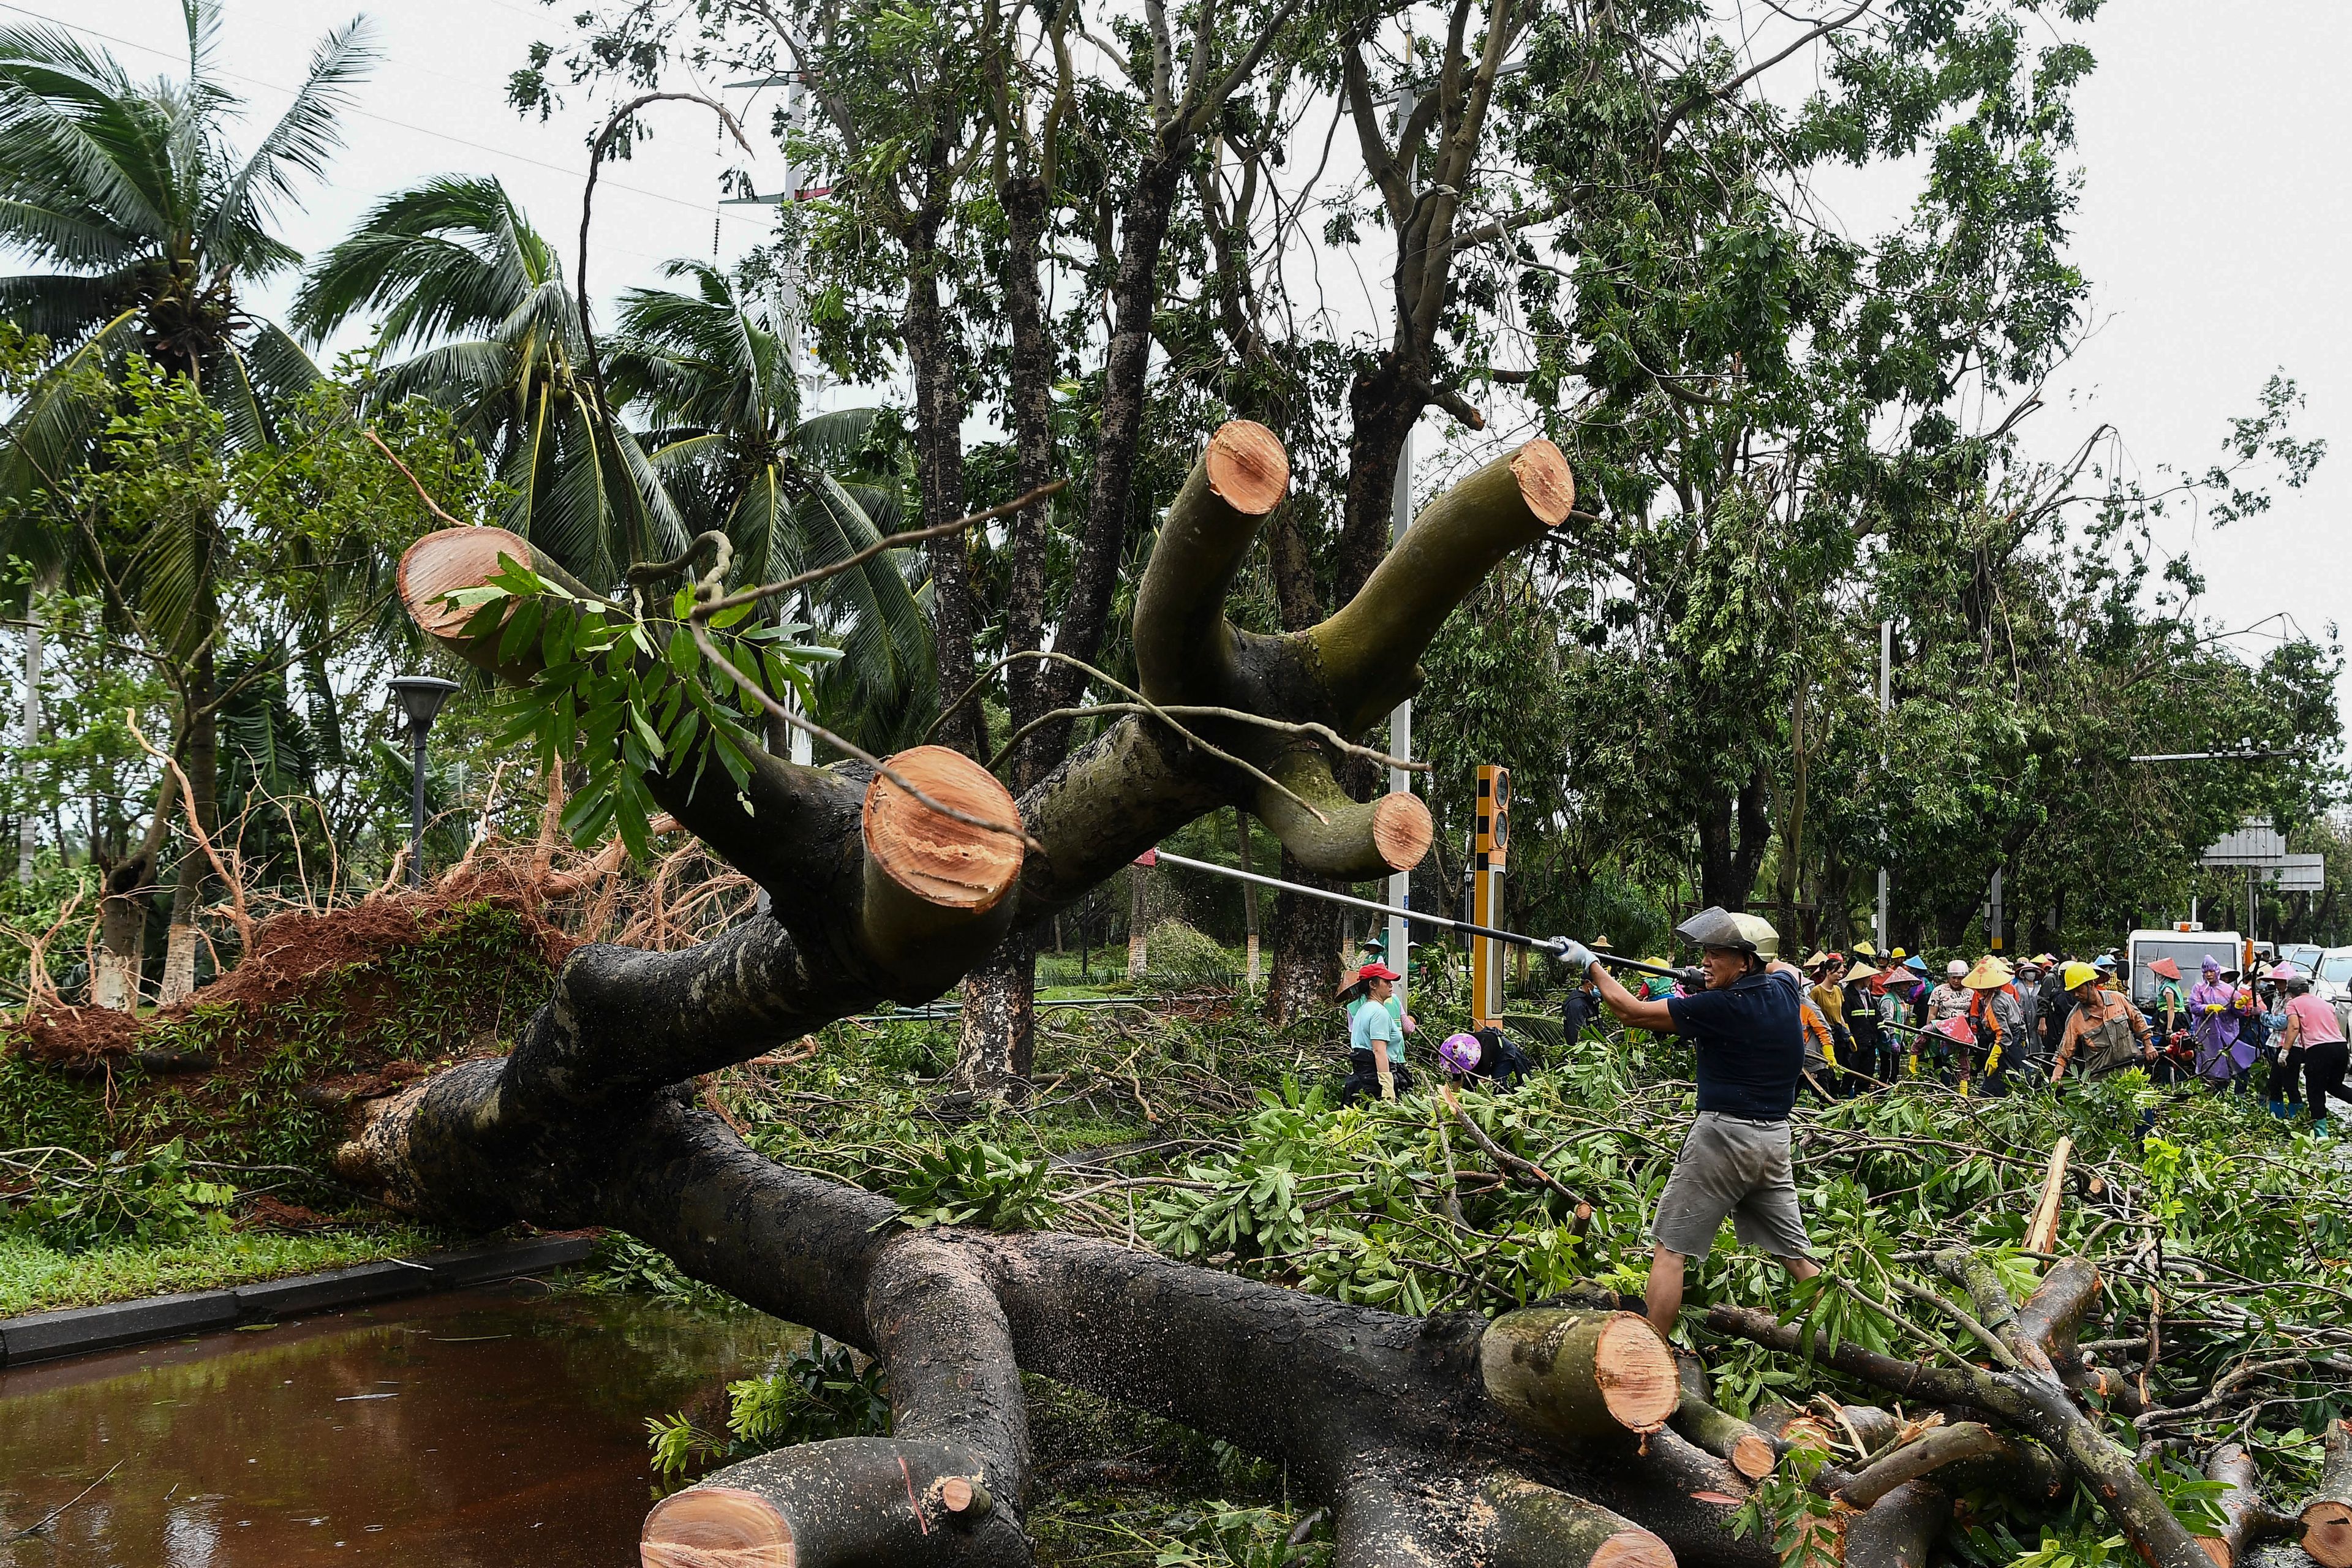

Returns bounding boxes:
[386,674,460,889]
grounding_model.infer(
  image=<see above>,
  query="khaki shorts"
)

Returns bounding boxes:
[1651,1112,1812,1262]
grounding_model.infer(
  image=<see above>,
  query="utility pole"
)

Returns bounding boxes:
[1384,81,1420,1011]
[1387,432,1413,1010]
[1875,620,1891,949]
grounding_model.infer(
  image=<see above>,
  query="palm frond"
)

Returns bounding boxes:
[202,16,376,273]
[213,322,322,450]
[0,306,138,511]
[292,175,546,349]
[0,23,176,244]
[0,265,142,348]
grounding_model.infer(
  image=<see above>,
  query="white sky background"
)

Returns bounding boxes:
[10,0,2351,723]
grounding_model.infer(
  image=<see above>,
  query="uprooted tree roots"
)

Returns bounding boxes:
[287,421,2294,1566]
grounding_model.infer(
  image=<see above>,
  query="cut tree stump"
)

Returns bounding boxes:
[2302,1420,2352,1568]
[1480,1308,1679,1442]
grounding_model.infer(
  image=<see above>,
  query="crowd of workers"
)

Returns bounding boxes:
[1333,927,2352,1133]
[1329,906,2349,1334]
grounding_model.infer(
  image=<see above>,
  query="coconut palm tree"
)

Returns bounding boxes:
[291,173,684,588]
[0,0,372,1005]
[608,259,933,750]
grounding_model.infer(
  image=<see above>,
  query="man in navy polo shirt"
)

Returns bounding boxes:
[1557,907,1821,1336]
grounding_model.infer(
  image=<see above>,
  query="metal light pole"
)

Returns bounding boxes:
[386,676,459,889]
[1875,620,1891,949]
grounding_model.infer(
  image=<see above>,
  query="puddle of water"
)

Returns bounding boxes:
[0,1283,789,1567]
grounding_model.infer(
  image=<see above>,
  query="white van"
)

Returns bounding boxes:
[2124,929,2246,1010]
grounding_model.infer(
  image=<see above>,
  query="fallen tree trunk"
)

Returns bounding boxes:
[344,427,1803,1565]
[1672,1355,1781,1480]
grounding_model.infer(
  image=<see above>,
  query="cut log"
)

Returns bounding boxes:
[1480,1474,1678,1568]
[2302,1419,2352,1568]
[1510,437,1577,526]
[1202,418,1291,513]
[641,1438,1027,1568]
[1843,1481,1952,1568]
[398,525,535,642]
[1667,1362,1779,1481]
[2202,1442,2303,1568]
[857,746,1025,971]
[1370,791,1434,870]
[1480,1307,1679,1442]
[640,1485,790,1567]
[2024,1136,2073,1254]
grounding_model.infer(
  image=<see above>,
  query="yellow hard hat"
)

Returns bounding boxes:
[2062,961,2101,992]
[1890,947,1907,960]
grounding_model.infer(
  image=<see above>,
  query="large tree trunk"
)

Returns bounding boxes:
[94,767,178,1010]
[159,640,217,1006]
[951,147,1188,1094]
[1125,863,1150,980]
[1267,853,1346,1027]
[1695,769,1771,911]
[364,428,1572,1567]
[906,150,978,761]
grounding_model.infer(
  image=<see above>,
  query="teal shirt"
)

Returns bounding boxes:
[1348,996,1405,1063]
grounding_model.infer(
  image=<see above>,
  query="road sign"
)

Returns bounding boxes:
[2201,819,2286,867]
[2267,853,2325,892]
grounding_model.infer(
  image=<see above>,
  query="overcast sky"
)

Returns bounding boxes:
[14,0,2351,723]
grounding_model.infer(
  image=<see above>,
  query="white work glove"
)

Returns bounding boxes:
[1551,938,1598,972]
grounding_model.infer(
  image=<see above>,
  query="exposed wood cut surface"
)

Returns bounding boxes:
[862,745,1027,911]
[398,526,534,640]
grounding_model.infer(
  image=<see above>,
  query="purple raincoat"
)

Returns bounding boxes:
[2188,971,2253,1078]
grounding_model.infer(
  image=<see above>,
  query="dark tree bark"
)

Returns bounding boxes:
[906,141,980,761]
[1696,768,1771,911]
[369,428,1577,1566]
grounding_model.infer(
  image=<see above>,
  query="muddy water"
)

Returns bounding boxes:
[0,1283,788,1567]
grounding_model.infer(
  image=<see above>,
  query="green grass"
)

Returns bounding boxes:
[0,1224,449,1316]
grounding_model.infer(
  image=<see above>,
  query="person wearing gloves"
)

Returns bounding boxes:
[1556,908,1820,1337]
[2188,956,2253,1088]
[1806,953,1854,1088]
[1338,963,1411,1102]
[2049,962,2157,1083]
[1961,957,2027,1095]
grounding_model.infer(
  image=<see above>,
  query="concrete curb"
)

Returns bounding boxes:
[0,1234,594,1368]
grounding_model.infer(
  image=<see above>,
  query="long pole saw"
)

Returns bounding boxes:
[1141,848,1700,987]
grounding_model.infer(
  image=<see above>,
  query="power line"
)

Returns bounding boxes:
[0,0,771,228]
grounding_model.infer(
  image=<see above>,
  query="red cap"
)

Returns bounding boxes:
[1357,962,1401,982]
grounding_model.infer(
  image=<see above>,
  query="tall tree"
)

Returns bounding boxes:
[0,0,373,1003]
[292,174,685,589]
